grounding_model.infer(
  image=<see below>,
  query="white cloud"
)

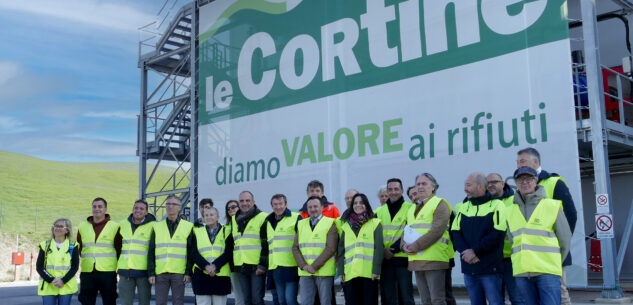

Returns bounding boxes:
[0,0,156,33]
[84,111,138,120]
[0,115,37,134]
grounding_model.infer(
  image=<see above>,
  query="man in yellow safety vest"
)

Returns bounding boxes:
[148,195,194,305]
[508,166,571,305]
[516,147,577,305]
[292,196,338,305]
[77,197,122,305]
[117,199,155,305]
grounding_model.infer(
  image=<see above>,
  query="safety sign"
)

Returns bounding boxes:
[596,194,610,214]
[595,214,614,239]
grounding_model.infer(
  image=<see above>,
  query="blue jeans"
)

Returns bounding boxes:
[42,294,73,305]
[502,259,525,305]
[515,275,561,305]
[273,276,298,305]
[463,273,504,305]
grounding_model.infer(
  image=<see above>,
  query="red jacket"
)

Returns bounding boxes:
[300,202,341,219]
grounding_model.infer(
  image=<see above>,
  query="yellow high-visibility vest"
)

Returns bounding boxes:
[193,225,231,277]
[117,220,153,271]
[539,176,566,200]
[232,212,268,266]
[506,198,563,276]
[375,201,413,258]
[38,239,78,296]
[154,219,193,274]
[406,196,454,262]
[79,221,119,272]
[297,217,336,276]
[267,212,299,270]
[341,218,381,280]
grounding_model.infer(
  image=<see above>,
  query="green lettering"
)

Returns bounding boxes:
[297,135,317,165]
[358,123,380,157]
[409,135,425,160]
[246,160,265,181]
[317,132,333,162]
[383,118,403,153]
[281,137,300,167]
[334,128,355,160]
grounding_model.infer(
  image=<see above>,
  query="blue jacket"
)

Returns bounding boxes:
[539,170,577,266]
[452,192,505,275]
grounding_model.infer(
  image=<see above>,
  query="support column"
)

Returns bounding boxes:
[580,0,624,299]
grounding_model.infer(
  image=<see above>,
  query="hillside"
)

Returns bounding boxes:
[0,150,184,240]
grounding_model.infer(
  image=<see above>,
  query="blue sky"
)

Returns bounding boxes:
[0,0,179,162]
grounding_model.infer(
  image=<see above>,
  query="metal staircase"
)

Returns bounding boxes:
[137,0,197,220]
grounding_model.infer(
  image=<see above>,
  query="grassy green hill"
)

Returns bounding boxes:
[0,151,185,241]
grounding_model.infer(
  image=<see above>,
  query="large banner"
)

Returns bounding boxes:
[198,0,587,285]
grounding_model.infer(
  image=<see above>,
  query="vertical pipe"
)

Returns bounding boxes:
[580,0,624,298]
[189,1,199,223]
[140,66,150,213]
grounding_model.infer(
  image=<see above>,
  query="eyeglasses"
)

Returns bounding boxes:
[516,177,536,184]
[228,205,238,210]
[488,180,503,185]
[53,225,67,229]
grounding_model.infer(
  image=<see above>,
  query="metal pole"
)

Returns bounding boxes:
[580,0,624,298]
[140,66,149,212]
[189,1,199,223]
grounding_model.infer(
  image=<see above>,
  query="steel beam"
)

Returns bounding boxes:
[580,0,624,298]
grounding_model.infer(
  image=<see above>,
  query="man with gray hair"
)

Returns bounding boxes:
[517,147,577,305]
[451,173,506,305]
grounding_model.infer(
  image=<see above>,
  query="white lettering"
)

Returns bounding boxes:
[360,0,398,67]
[481,0,547,35]
[279,34,320,90]
[399,0,422,62]
[424,0,480,55]
[321,18,362,82]
[237,32,277,101]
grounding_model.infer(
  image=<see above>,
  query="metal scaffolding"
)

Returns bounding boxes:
[137,0,198,221]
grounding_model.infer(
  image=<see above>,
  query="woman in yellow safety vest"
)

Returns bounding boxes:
[224,199,244,305]
[337,193,384,305]
[36,218,79,305]
[192,206,234,305]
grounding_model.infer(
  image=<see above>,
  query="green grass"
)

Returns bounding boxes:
[0,151,187,242]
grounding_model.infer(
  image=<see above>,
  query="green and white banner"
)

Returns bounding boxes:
[198,0,586,285]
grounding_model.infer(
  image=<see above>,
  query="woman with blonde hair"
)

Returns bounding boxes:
[36,218,80,305]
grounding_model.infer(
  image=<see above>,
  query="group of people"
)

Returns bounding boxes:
[36,147,577,305]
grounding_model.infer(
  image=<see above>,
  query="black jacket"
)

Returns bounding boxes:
[191,223,233,295]
[118,213,156,278]
[452,192,505,275]
[538,170,577,266]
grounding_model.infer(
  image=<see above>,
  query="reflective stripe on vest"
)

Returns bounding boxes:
[376,201,413,258]
[406,196,454,262]
[506,198,562,276]
[451,198,507,260]
[193,225,230,277]
[154,219,193,275]
[267,212,299,270]
[117,219,153,271]
[79,220,119,272]
[38,239,78,296]
[342,218,381,280]
[297,217,336,276]
[232,212,268,266]
[500,196,514,258]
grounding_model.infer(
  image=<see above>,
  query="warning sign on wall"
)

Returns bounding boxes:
[595,214,614,239]
[596,194,610,214]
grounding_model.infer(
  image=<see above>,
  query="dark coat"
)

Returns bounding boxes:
[538,170,577,266]
[191,224,233,295]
